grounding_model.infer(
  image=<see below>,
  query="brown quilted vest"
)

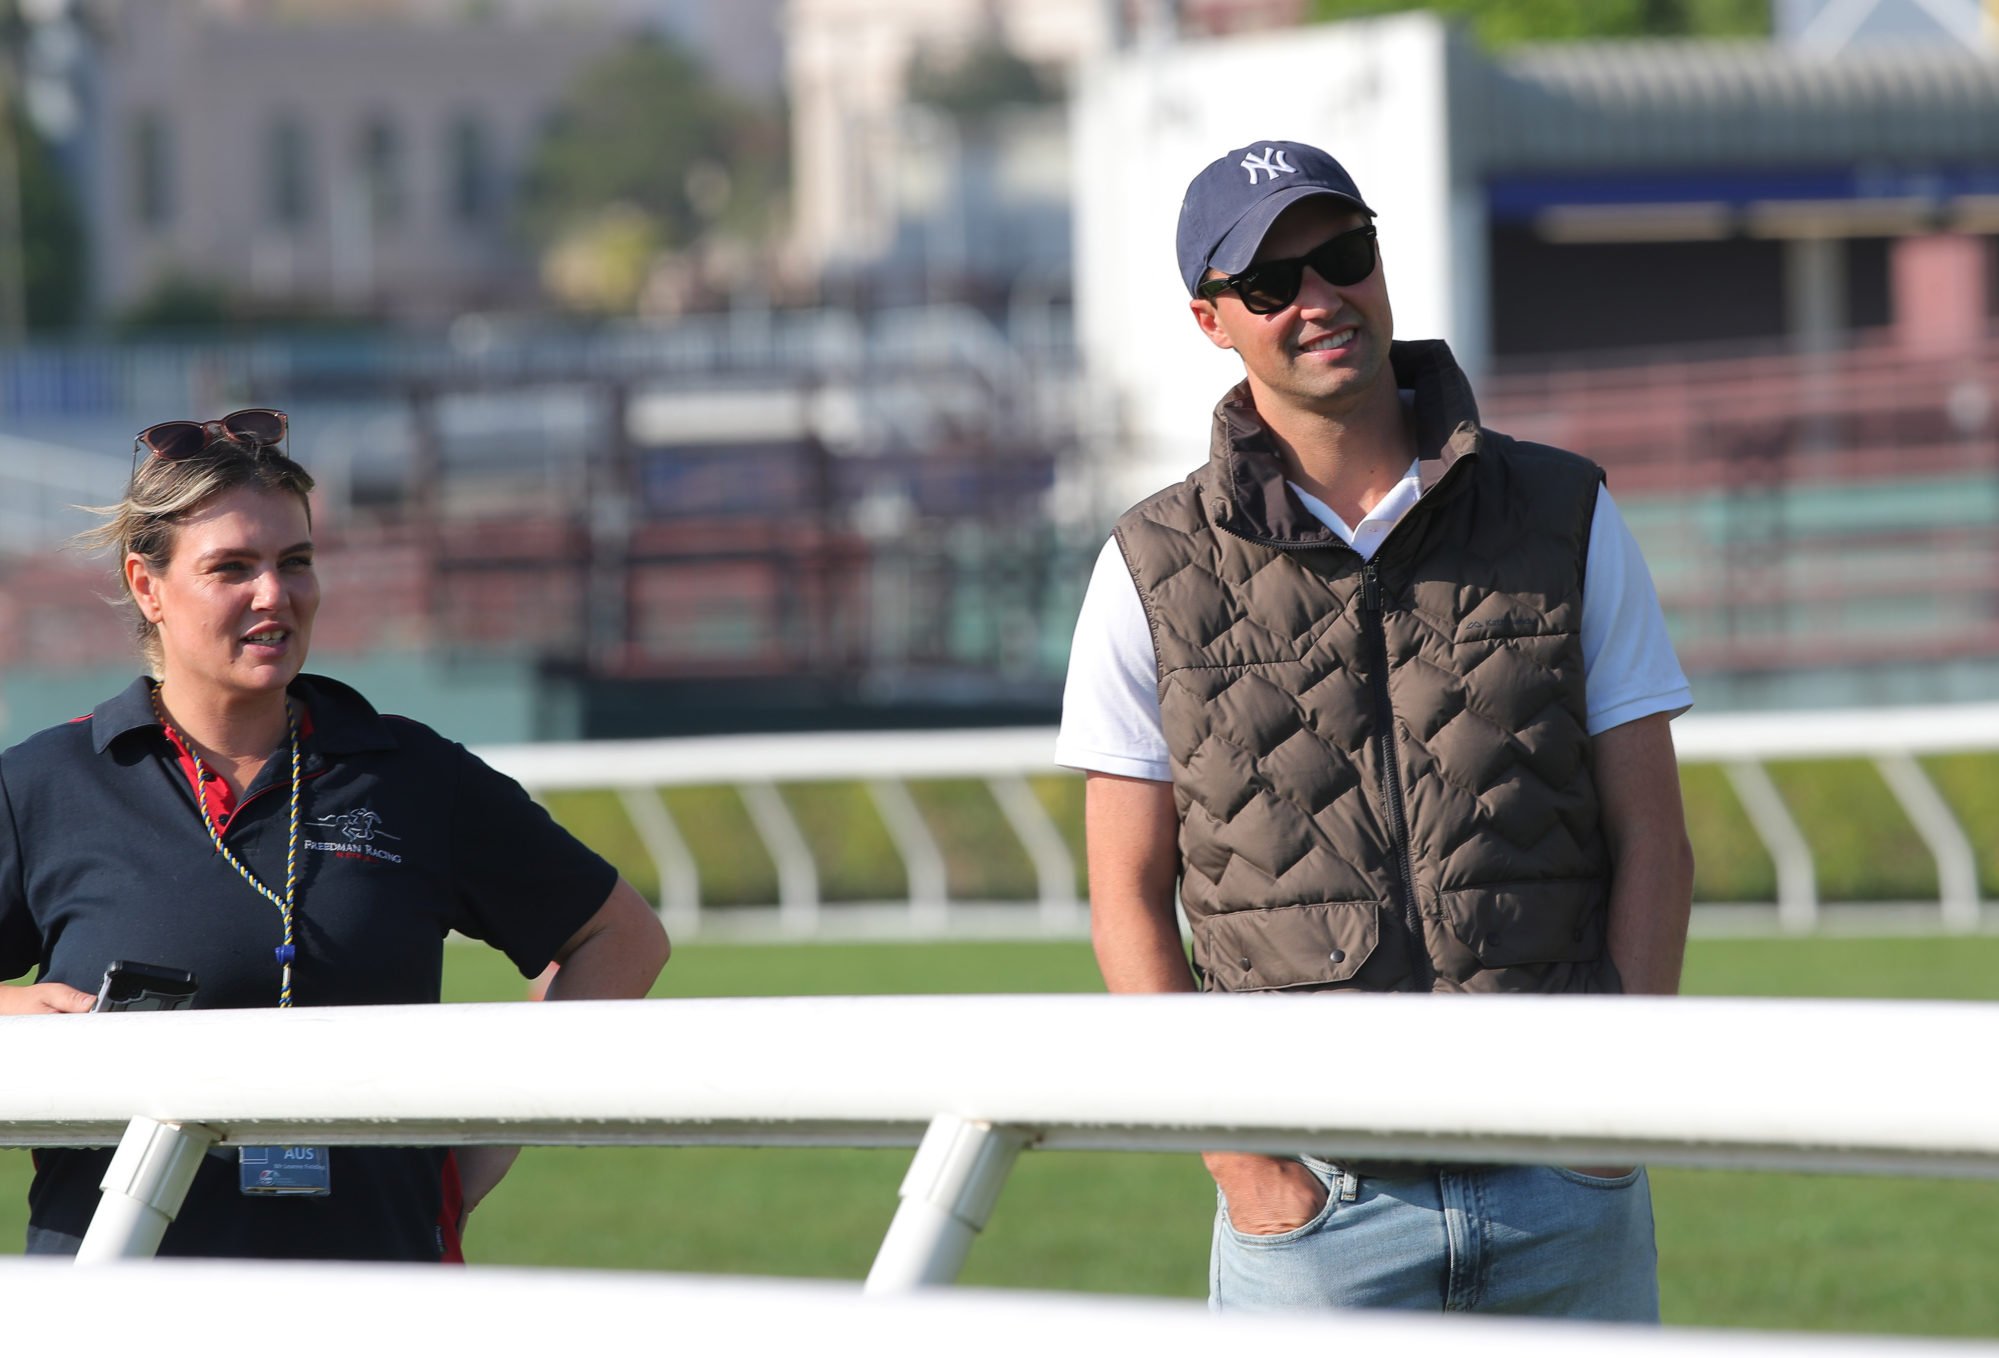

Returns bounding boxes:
[1113,340,1620,996]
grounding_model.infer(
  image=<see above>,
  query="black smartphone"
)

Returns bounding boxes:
[93,960,199,1013]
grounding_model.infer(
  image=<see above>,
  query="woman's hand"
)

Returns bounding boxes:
[0,982,93,1016]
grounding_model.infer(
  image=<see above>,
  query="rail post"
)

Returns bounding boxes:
[75,1116,220,1262]
[1874,753,1983,933]
[866,1114,1031,1293]
[1726,760,1818,931]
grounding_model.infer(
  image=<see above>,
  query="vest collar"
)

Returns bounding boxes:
[1204,338,1484,545]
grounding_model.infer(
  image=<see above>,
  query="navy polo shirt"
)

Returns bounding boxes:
[0,673,618,1260]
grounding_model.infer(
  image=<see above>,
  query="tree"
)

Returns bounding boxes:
[516,34,784,310]
[1308,0,1770,45]
[0,0,85,333]
[906,40,1056,125]
[11,100,83,331]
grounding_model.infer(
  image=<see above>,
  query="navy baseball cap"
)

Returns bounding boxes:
[1176,140,1376,295]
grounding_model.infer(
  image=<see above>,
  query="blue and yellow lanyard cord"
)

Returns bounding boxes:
[151,687,303,1007]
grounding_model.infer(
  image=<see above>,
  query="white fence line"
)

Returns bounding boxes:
[1668,703,1999,761]
[8,1262,1991,1356]
[10,994,1992,1168]
[479,726,1063,789]
[476,705,1999,940]
[3,994,1998,1303]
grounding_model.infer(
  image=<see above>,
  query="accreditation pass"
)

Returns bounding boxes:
[239,1145,332,1196]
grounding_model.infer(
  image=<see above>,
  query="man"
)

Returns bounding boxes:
[1055,140,1695,1318]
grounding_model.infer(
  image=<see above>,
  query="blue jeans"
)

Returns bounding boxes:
[1211,1158,1659,1319]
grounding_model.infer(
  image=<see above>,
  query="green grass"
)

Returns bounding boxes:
[1677,935,1999,1000]
[1652,1169,1999,1336]
[785,782,905,901]
[1767,759,1936,901]
[8,936,1999,1335]
[660,786,777,908]
[908,778,1038,900]
[1680,764,1775,903]
[540,790,658,901]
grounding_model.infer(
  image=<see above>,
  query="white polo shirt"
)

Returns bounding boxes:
[1056,465,1691,782]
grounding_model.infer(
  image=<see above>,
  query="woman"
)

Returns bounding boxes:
[0,409,669,1260]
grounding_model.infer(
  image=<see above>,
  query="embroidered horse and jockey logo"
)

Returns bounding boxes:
[313,808,399,843]
[1240,147,1298,185]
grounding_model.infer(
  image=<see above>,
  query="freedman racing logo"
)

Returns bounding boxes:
[306,808,405,864]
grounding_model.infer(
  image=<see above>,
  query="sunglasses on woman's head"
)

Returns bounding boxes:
[132,408,289,470]
[1197,224,1378,316]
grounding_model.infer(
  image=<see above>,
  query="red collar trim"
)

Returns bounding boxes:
[155,701,315,835]
[157,720,235,828]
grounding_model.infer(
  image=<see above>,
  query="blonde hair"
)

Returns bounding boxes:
[78,437,316,676]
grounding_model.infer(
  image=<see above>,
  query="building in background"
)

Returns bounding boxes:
[1776,0,1996,51]
[1076,12,1999,495]
[784,0,1104,299]
[783,0,1305,300]
[65,0,783,323]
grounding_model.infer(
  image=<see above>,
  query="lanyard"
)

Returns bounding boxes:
[150,686,304,1007]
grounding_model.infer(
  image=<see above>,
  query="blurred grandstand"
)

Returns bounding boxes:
[9,310,1995,741]
[0,304,1084,740]
[2,0,1998,744]
[1485,329,1999,707]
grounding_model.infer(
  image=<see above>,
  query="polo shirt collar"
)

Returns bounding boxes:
[294,674,399,755]
[89,672,399,756]
[89,677,167,754]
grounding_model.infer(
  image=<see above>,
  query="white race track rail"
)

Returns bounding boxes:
[5,994,1998,1296]
[7,995,1996,1173]
[480,703,1999,789]
[474,703,1999,939]
[1,1262,1990,1356]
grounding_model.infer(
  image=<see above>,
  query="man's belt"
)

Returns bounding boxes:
[1320,1158,1478,1179]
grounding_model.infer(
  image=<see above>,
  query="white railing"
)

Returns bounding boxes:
[2,1260,1992,1356]
[479,728,1083,942]
[477,704,1999,941]
[4,995,1998,1279]
[1671,702,1999,934]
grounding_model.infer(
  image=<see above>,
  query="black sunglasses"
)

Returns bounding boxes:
[131,408,289,475]
[1198,225,1378,315]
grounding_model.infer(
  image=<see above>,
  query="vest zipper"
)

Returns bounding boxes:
[1359,562,1425,974]
[1211,467,1479,989]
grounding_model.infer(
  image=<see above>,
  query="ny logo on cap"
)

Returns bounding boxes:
[1240,147,1298,185]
